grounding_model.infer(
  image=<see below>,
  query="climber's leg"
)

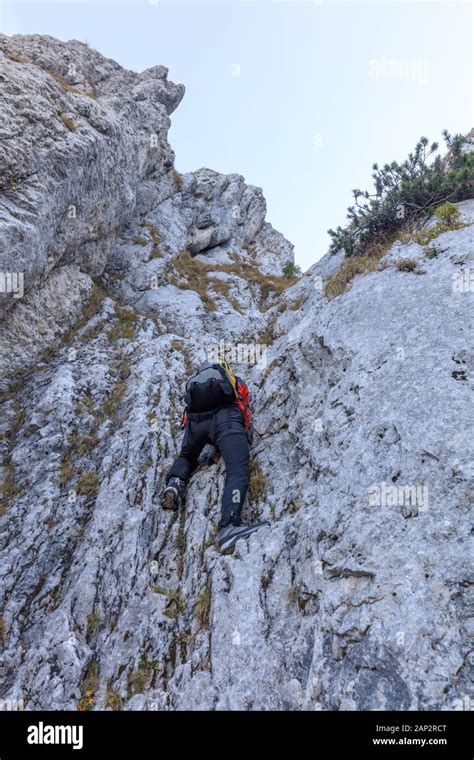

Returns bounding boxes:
[212,406,270,552]
[169,416,210,481]
[162,418,209,510]
[212,407,250,527]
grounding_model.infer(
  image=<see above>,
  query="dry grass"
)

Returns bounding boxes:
[152,587,185,619]
[287,293,307,311]
[170,340,194,376]
[81,319,105,342]
[142,223,163,258]
[59,462,75,489]
[108,304,138,343]
[59,113,78,132]
[323,205,464,299]
[105,689,122,711]
[395,258,419,273]
[0,463,18,513]
[170,250,218,311]
[259,318,276,345]
[171,249,298,311]
[78,659,99,711]
[248,458,266,503]
[173,168,184,190]
[86,610,101,639]
[48,70,98,99]
[324,226,418,299]
[101,378,128,419]
[4,49,31,64]
[228,296,244,314]
[325,255,381,299]
[74,285,108,342]
[127,668,148,697]
[195,588,211,628]
[413,221,466,246]
[149,246,164,260]
[76,470,100,498]
[68,434,99,457]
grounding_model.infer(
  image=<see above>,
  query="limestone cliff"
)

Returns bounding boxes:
[0,35,472,711]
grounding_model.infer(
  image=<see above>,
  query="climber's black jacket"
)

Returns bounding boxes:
[167,405,249,528]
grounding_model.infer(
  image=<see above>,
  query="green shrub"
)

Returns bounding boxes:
[434,202,460,226]
[282,261,302,278]
[328,131,474,258]
[413,201,465,245]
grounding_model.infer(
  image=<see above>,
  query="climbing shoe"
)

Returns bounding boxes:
[161,477,185,512]
[218,520,269,554]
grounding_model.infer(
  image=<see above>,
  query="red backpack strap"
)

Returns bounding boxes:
[181,409,188,429]
[236,378,251,429]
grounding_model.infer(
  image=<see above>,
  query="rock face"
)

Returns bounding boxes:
[0,33,184,316]
[0,36,472,712]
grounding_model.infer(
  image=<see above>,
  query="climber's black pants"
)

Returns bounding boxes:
[167,405,250,527]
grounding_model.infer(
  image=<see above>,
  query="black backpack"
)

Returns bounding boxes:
[184,360,237,413]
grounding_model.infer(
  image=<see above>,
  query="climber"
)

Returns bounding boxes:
[161,358,268,553]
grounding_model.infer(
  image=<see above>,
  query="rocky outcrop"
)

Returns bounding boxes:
[0,36,472,712]
[0,33,184,315]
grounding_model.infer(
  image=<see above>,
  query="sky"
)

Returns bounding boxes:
[1,1,472,269]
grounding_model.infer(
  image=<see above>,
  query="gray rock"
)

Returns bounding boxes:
[0,33,184,312]
[0,35,472,713]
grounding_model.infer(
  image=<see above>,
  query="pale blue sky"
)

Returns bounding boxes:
[1,1,472,268]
